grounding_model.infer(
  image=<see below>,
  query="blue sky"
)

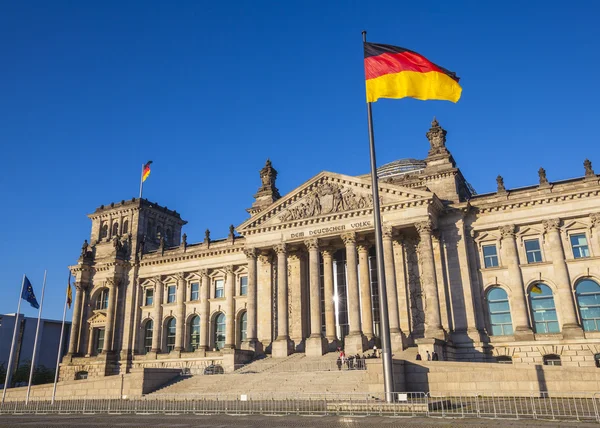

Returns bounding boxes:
[1,1,599,320]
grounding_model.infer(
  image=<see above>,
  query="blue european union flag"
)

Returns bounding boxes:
[21,276,39,309]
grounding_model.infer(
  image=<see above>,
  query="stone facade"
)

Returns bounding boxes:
[60,118,600,380]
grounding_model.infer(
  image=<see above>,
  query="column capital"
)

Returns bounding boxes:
[382,224,394,239]
[320,247,334,258]
[356,242,370,254]
[341,231,356,245]
[273,243,287,255]
[105,277,119,289]
[199,268,209,278]
[415,220,433,235]
[153,275,163,284]
[499,224,516,238]
[258,251,273,264]
[304,238,319,251]
[174,272,186,282]
[543,218,561,232]
[244,247,258,259]
[225,265,235,274]
[590,213,600,228]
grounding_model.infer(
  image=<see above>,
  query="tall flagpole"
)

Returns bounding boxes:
[2,275,27,404]
[51,272,70,404]
[139,163,144,199]
[362,30,394,403]
[25,270,47,405]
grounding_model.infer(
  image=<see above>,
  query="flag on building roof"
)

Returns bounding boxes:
[530,284,543,294]
[142,161,153,182]
[21,276,39,309]
[66,273,72,309]
[364,42,462,103]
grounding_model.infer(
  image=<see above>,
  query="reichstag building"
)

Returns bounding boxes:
[61,118,600,380]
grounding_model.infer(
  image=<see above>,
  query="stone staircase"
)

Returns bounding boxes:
[148,352,381,397]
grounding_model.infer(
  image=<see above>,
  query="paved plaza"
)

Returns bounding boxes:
[0,414,598,428]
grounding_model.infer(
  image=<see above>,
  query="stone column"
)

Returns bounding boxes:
[341,232,366,354]
[272,243,291,357]
[86,326,94,356]
[499,225,533,340]
[224,265,236,349]
[383,225,404,351]
[67,283,85,355]
[415,221,445,340]
[305,239,326,356]
[151,276,164,352]
[242,248,261,352]
[103,278,118,353]
[321,248,337,349]
[257,252,273,349]
[174,272,186,352]
[357,243,374,341]
[199,270,209,351]
[543,219,582,337]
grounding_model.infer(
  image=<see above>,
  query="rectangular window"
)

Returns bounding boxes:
[167,285,176,303]
[190,283,200,301]
[525,239,543,264]
[215,279,224,298]
[239,276,248,296]
[571,234,590,259]
[482,244,499,268]
[145,288,154,306]
[95,328,105,355]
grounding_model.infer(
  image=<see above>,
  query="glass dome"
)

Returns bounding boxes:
[377,158,426,179]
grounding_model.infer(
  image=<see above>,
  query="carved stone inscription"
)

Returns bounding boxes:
[279,182,373,222]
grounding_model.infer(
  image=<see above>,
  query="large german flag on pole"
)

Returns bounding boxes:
[364,42,462,103]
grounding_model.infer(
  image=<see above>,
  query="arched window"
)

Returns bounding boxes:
[496,356,512,364]
[529,284,559,333]
[165,318,176,352]
[486,287,513,336]
[214,313,225,350]
[543,354,561,366]
[100,223,108,239]
[575,279,600,332]
[143,320,153,354]
[122,220,129,234]
[112,222,119,236]
[96,289,109,310]
[240,311,247,343]
[189,315,200,351]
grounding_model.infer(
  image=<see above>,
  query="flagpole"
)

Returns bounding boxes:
[362,30,394,403]
[25,270,47,405]
[139,163,144,199]
[51,272,70,404]
[2,275,26,404]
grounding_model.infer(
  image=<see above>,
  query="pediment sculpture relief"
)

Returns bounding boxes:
[279,182,373,222]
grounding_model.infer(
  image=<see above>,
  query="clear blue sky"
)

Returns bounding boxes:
[1,1,599,320]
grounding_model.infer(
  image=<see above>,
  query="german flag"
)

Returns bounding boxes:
[142,161,152,182]
[364,42,462,103]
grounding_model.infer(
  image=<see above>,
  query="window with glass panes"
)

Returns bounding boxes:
[239,276,248,296]
[166,318,176,352]
[145,288,154,306]
[529,284,559,333]
[189,315,200,350]
[215,279,224,298]
[96,289,109,310]
[190,283,199,301]
[576,279,600,331]
[570,234,590,258]
[95,328,105,354]
[487,287,513,335]
[144,320,153,354]
[167,285,176,303]
[240,311,247,342]
[214,313,226,349]
[482,245,499,268]
[524,239,543,263]
[543,354,561,366]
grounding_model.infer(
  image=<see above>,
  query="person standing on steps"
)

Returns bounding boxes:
[432,351,439,361]
[336,357,342,371]
[427,351,431,361]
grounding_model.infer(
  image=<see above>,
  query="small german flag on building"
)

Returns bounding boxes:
[364,42,462,103]
[142,161,153,182]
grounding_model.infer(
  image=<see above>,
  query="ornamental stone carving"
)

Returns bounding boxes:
[259,251,273,265]
[382,224,393,239]
[278,182,373,222]
[499,224,516,238]
[273,243,287,255]
[591,213,600,228]
[426,117,449,156]
[496,175,506,193]
[415,221,433,235]
[538,167,549,186]
[153,275,163,284]
[174,272,185,281]
[225,265,234,274]
[584,159,595,177]
[320,248,333,258]
[341,231,356,245]
[199,269,209,278]
[543,218,561,232]
[244,247,258,259]
[357,243,370,253]
[304,238,319,251]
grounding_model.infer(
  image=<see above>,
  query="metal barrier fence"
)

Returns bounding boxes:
[1,392,599,422]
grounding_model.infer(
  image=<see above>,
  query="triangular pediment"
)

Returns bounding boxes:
[238,171,436,233]
[88,311,107,327]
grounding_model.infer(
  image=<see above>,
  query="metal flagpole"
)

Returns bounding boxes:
[2,275,27,404]
[139,163,144,199]
[25,270,47,405]
[51,272,70,404]
[362,30,395,403]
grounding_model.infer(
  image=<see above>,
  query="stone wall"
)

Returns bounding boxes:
[403,360,600,396]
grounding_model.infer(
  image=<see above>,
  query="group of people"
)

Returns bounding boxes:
[416,350,440,361]
[336,346,379,371]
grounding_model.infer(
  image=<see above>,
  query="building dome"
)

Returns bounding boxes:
[377,158,426,179]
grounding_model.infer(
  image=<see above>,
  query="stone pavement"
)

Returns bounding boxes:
[0,414,597,427]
